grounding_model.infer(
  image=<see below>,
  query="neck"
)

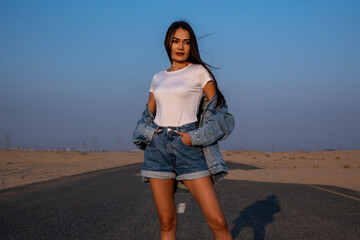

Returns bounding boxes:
[170,61,190,71]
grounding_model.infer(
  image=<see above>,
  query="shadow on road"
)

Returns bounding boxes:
[231,195,281,240]
[226,161,262,171]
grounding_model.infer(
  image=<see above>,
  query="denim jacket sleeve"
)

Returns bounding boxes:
[132,105,156,150]
[188,96,235,147]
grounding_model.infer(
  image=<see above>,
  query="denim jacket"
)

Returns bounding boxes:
[132,94,235,183]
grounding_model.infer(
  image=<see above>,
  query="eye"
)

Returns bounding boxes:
[172,39,179,43]
[185,41,190,45]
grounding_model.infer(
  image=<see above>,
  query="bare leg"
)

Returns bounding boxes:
[183,176,233,240]
[149,178,177,240]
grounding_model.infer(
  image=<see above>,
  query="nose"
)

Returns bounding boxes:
[179,41,184,50]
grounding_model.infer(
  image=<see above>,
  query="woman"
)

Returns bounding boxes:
[133,21,234,240]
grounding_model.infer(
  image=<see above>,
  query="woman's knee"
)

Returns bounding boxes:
[159,215,177,231]
[207,215,228,231]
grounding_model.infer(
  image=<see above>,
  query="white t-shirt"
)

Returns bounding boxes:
[149,63,213,127]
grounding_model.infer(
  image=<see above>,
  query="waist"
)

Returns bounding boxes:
[154,122,198,133]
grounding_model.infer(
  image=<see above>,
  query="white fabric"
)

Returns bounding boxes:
[149,63,213,127]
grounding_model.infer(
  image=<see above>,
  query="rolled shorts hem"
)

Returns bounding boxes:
[141,170,176,181]
[176,170,210,181]
[141,169,210,182]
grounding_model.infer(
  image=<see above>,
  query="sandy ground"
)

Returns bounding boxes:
[0,150,143,190]
[1,150,359,191]
[224,150,360,192]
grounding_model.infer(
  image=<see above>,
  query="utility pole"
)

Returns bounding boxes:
[82,140,86,151]
[93,137,99,152]
[118,136,122,152]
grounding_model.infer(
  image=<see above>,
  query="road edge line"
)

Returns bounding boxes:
[308,184,360,202]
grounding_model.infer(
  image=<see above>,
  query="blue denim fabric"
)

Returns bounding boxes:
[141,122,210,182]
[132,106,156,151]
[133,94,235,184]
[189,95,235,183]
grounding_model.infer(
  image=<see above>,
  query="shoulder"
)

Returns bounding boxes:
[153,71,161,78]
[186,63,203,73]
[195,64,212,78]
[184,64,205,78]
[152,70,163,81]
[153,67,170,78]
[196,64,206,72]
[193,64,213,85]
[194,64,209,75]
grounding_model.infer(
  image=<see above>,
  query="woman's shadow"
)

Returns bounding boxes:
[231,195,281,240]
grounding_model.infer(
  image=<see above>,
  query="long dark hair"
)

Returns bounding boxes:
[164,20,226,107]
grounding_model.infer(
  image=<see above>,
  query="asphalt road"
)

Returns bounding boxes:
[1,162,359,240]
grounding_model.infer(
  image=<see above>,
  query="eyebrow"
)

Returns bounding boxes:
[172,37,190,41]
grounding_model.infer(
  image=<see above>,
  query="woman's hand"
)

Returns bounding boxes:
[176,131,192,146]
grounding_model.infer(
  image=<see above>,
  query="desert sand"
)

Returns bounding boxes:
[224,150,360,192]
[1,149,359,191]
[0,150,143,190]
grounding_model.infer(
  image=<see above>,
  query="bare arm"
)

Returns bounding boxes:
[147,92,162,134]
[203,81,216,101]
[147,92,156,116]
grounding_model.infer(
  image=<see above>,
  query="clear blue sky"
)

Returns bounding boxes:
[1,0,359,151]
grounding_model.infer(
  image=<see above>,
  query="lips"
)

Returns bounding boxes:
[176,53,184,56]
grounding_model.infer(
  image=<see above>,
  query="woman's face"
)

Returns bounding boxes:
[171,28,191,64]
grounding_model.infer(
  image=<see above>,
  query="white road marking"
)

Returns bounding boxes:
[177,203,186,214]
[308,184,360,202]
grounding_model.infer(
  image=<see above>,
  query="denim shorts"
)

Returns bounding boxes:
[141,122,210,182]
